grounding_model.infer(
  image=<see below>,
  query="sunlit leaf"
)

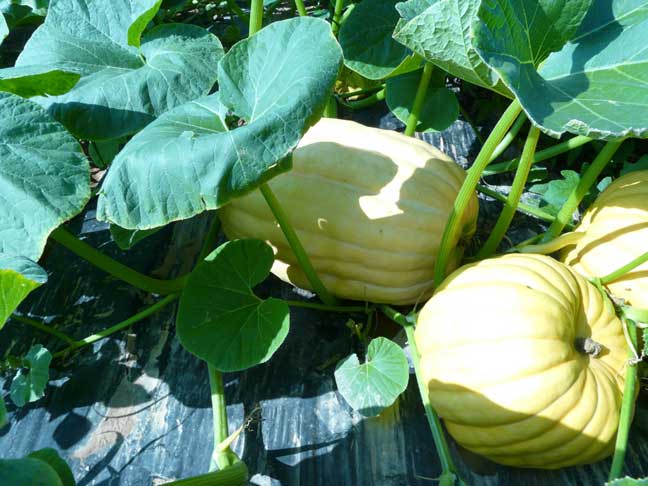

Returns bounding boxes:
[0,255,47,328]
[10,344,52,407]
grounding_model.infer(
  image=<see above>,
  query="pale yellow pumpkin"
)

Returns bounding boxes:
[562,170,648,309]
[220,118,478,304]
[415,253,628,469]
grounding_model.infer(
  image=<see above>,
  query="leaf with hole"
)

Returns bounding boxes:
[0,0,223,140]
[474,0,648,139]
[386,68,459,132]
[10,344,52,407]
[0,255,47,328]
[335,337,409,417]
[176,239,290,372]
[97,17,343,229]
[0,93,90,262]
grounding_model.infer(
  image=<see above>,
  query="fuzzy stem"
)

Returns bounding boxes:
[53,293,179,359]
[248,0,263,35]
[294,0,307,16]
[483,135,592,176]
[488,112,527,162]
[10,315,76,344]
[259,184,338,306]
[476,125,541,258]
[161,462,248,486]
[601,250,648,285]
[331,0,344,37]
[209,365,238,470]
[404,63,434,137]
[434,100,522,287]
[379,305,459,481]
[50,227,187,295]
[544,140,623,240]
[608,318,638,481]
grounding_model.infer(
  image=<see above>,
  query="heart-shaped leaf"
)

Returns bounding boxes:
[393,0,510,97]
[474,0,648,139]
[339,0,410,80]
[1,0,223,140]
[386,68,459,132]
[177,239,290,372]
[28,449,75,486]
[10,344,52,407]
[0,93,90,261]
[335,337,409,417]
[0,457,63,486]
[97,17,343,229]
[0,255,47,328]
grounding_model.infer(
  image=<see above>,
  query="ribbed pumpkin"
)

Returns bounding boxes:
[219,118,478,304]
[416,253,628,469]
[563,170,648,309]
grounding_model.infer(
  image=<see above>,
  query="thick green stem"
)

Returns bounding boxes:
[379,305,459,481]
[488,112,527,162]
[53,293,179,359]
[544,140,623,240]
[50,227,186,295]
[284,300,368,313]
[601,250,648,285]
[209,365,238,471]
[476,125,541,258]
[434,100,522,287]
[483,135,592,176]
[331,0,344,37]
[248,0,263,35]
[323,96,338,118]
[259,184,338,306]
[337,89,385,110]
[404,63,434,137]
[10,315,76,344]
[161,462,248,486]
[476,184,570,227]
[608,319,638,481]
[294,0,307,16]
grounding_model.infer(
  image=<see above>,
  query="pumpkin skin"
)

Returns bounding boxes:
[563,170,648,309]
[415,254,628,469]
[220,118,478,304]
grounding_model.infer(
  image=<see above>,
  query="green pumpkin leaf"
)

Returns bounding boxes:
[109,225,162,251]
[177,239,290,372]
[528,170,581,217]
[0,457,63,486]
[97,17,343,230]
[386,68,459,132]
[334,337,409,417]
[10,344,52,407]
[1,0,222,140]
[393,0,510,97]
[0,93,90,261]
[28,449,75,486]
[339,0,410,80]
[606,478,648,486]
[0,66,80,98]
[0,255,47,328]
[474,0,648,139]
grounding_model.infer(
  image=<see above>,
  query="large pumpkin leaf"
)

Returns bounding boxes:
[393,0,510,97]
[0,255,47,328]
[97,17,343,230]
[0,0,223,140]
[334,337,409,417]
[339,0,410,80]
[0,93,90,261]
[28,449,75,486]
[10,344,51,407]
[176,239,290,372]
[474,0,648,139]
[0,66,80,98]
[0,457,63,486]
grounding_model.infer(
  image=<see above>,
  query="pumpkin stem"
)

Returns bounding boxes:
[575,337,602,358]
